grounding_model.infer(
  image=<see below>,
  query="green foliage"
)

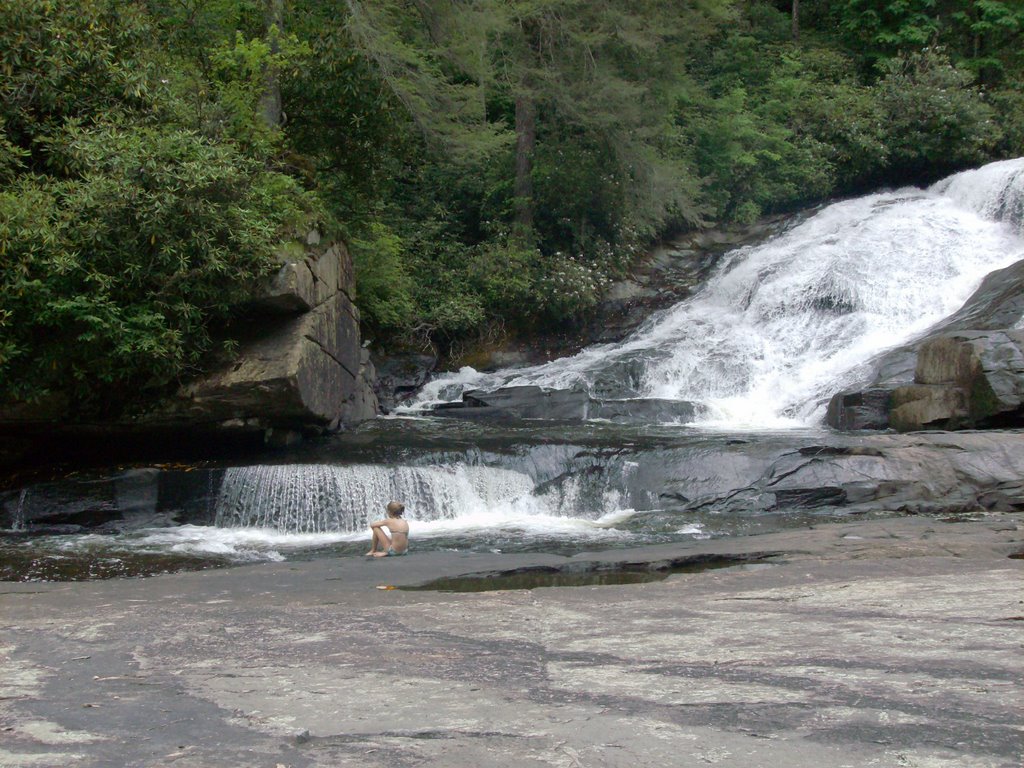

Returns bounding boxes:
[341,0,513,163]
[0,124,29,183]
[875,49,1002,177]
[0,0,318,414]
[684,34,845,221]
[348,222,417,333]
[282,3,409,221]
[947,0,1024,83]
[988,88,1024,156]
[773,48,890,188]
[830,0,1024,87]
[464,240,535,319]
[3,0,1022,392]
[0,0,153,144]
[691,84,834,222]
[530,250,611,321]
[209,27,311,150]
[837,0,941,68]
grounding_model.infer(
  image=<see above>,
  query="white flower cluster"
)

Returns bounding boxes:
[535,251,613,314]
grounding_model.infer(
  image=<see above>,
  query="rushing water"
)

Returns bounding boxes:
[409,158,1024,429]
[3,159,1024,579]
[0,421,870,578]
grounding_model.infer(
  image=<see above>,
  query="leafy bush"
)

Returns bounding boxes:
[348,222,417,334]
[530,251,611,322]
[0,0,318,414]
[874,49,1003,179]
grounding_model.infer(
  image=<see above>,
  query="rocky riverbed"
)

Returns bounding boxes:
[2,514,1021,768]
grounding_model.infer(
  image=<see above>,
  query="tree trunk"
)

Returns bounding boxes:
[791,0,799,43]
[513,93,536,238]
[259,0,284,129]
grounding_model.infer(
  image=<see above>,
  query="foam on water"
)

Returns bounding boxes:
[405,158,1024,429]
[192,460,657,551]
[33,506,650,564]
[931,157,1024,231]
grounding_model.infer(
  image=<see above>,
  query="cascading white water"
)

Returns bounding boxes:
[12,489,28,531]
[216,463,531,532]
[409,158,1024,429]
[213,460,640,534]
[932,158,1024,230]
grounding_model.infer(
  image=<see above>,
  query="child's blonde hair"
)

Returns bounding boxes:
[386,501,405,517]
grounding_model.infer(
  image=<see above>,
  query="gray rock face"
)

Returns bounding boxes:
[6,428,1024,540]
[827,259,1024,431]
[257,257,317,313]
[181,240,377,431]
[824,389,893,431]
[436,385,697,423]
[371,352,438,413]
[720,431,1024,516]
[0,237,378,469]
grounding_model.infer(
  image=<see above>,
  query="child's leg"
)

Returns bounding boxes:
[367,527,391,556]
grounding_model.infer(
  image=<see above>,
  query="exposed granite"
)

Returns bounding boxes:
[828,259,1024,431]
[1,515,1021,768]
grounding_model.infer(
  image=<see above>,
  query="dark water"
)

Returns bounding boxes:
[401,559,778,592]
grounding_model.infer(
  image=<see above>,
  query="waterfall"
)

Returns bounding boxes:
[409,158,1024,429]
[930,158,1024,232]
[214,459,643,533]
[13,489,28,531]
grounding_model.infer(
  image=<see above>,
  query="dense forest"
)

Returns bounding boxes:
[1,0,1022,414]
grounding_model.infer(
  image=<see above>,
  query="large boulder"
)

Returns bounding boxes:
[176,239,378,432]
[888,331,1024,430]
[827,259,1024,431]
[0,235,378,468]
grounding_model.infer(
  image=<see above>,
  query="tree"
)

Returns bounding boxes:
[259,0,286,129]
[0,0,318,413]
[875,48,1002,177]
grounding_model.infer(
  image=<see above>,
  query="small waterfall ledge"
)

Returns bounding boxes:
[213,453,643,534]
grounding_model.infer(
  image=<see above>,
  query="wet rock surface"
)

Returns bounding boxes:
[435,385,698,424]
[4,427,1024,571]
[829,259,1024,431]
[1,515,1021,768]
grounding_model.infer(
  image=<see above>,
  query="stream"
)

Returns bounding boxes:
[3,158,1023,580]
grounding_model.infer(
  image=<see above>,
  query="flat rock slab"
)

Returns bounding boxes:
[2,515,1022,768]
